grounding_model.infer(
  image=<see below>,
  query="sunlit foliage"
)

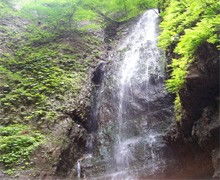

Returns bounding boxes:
[159,0,220,93]
[159,0,219,121]
[0,124,44,174]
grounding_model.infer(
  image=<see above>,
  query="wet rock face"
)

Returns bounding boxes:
[104,22,120,43]
[80,66,175,179]
[164,42,219,178]
[164,124,214,178]
[55,123,88,177]
[91,61,106,85]
[212,148,220,178]
[179,43,219,136]
[192,105,220,150]
[55,62,105,178]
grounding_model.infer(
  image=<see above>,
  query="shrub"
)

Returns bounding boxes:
[0,124,44,174]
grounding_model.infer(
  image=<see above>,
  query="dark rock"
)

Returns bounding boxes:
[164,42,219,178]
[104,22,120,43]
[0,171,6,178]
[164,123,214,178]
[179,42,219,137]
[91,61,106,85]
[212,148,220,178]
[192,105,220,151]
[55,123,88,177]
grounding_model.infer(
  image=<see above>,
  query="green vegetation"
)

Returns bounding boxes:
[21,0,158,27]
[0,1,14,17]
[159,0,219,93]
[0,124,44,174]
[0,38,95,126]
[158,0,219,121]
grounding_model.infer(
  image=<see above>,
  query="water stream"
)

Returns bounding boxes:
[116,7,160,167]
[109,9,171,179]
[77,9,174,179]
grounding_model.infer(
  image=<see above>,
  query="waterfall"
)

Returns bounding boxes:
[110,9,170,179]
[77,161,81,178]
[79,9,174,179]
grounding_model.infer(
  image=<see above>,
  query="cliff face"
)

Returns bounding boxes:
[180,43,219,138]
[0,10,105,177]
[158,0,219,178]
[55,15,220,180]
[164,42,219,178]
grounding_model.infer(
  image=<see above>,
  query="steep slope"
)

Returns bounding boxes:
[0,2,104,177]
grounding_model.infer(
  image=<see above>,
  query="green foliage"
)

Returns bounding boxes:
[166,58,189,92]
[159,0,219,122]
[81,0,158,21]
[174,94,182,122]
[0,2,103,125]
[0,0,105,126]
[175,16,219,56]
[0,1,14,17]
[20,0,158,32]
[0,124,44,174]
[26,25,56,45]
[0,43,88,125]
[159,0,220,93]
[0,0,28,17]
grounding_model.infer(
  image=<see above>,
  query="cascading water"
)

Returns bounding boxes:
[80,9,174,179]
[112,9,166,179]
[77,161,81,178]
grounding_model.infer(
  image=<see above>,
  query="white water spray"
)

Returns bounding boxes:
[113,9,164,179]
[77,161,81,178]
